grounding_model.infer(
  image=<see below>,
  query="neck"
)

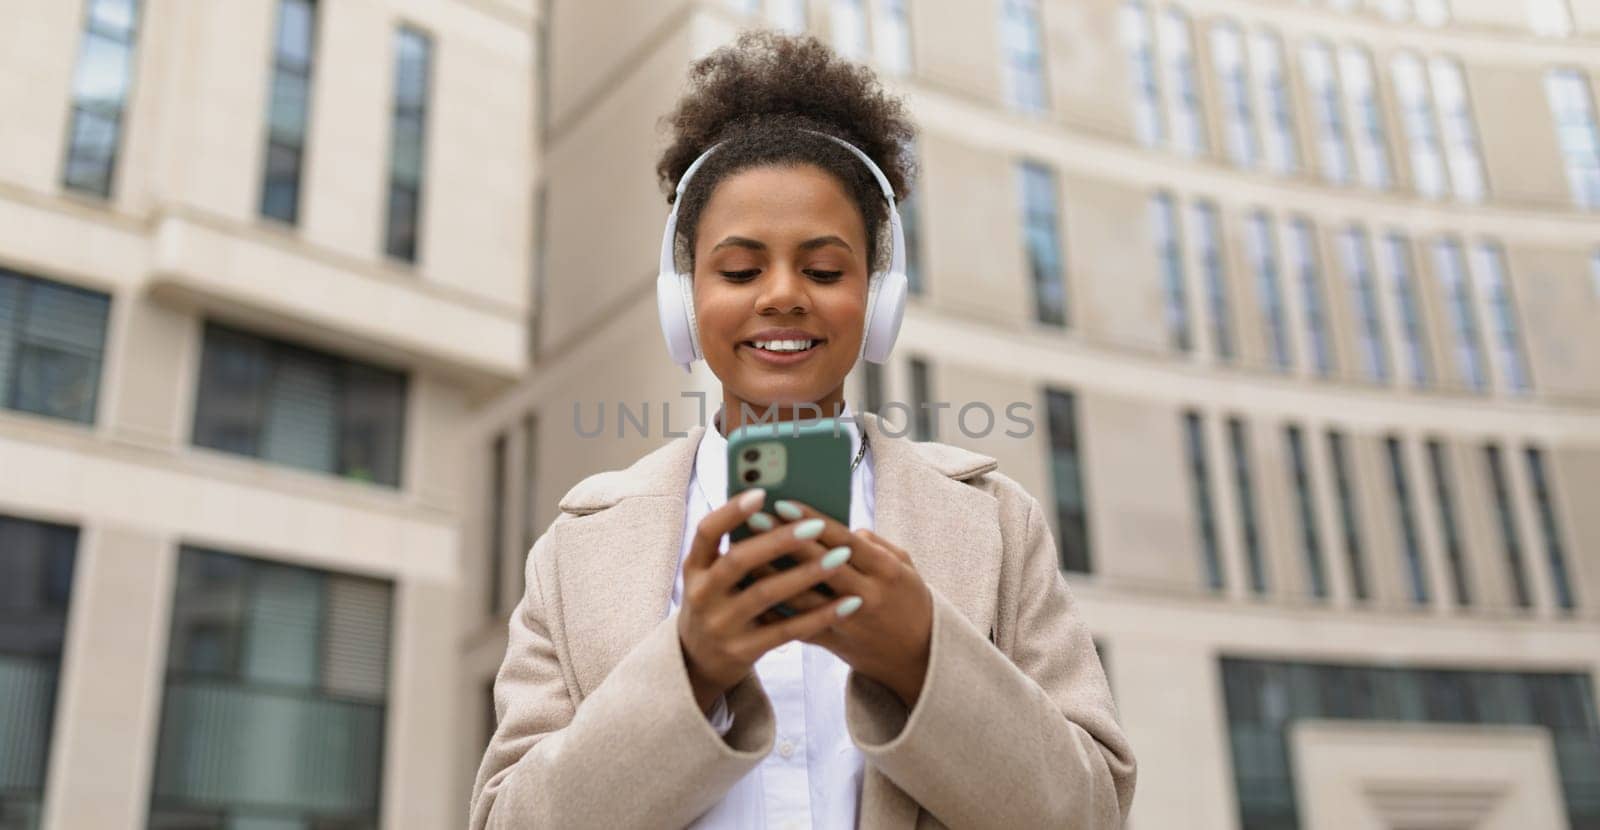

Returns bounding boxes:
[718,385,849,436]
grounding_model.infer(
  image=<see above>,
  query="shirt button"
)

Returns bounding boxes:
[778,740,795,759]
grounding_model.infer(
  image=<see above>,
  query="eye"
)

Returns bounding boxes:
[805,269,844,282]
[719,269,760,282]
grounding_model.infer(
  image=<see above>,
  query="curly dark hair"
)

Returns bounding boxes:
[656,31,917,274]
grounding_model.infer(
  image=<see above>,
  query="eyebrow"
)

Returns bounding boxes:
[710,235,854,254]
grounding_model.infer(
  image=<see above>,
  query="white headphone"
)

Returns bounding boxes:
[654,130,909,373]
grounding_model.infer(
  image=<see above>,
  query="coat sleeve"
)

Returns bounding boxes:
[842,485,1138,828]
[468,518,778,829]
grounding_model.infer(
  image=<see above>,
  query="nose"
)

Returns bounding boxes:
[755,261,810,316]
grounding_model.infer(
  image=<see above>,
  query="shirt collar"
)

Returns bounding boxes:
[694,403,864,512]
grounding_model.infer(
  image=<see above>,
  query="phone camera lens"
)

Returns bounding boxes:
[743,449,760,463]
[743,469,760,483]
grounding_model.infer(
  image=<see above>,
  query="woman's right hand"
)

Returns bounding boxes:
[677,488,859,716]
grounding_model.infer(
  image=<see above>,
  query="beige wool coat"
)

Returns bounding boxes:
[469,412,1137,829]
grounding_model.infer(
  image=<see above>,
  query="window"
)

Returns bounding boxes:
[862,361,884,415]
[1416,0,1450,26]
[1227,417,1267,594]
[62,0,141,197]
[1339,47,1392,189]
[0,268,111,425]
[1392,53,1447,199]
[1211,23,1257,168]
[1301,41,1351,185]
[1525,447,1576,610]
[1544,69,1600,209]
[1527,0,1575,36]
[384,27,432,262]
[1250,32,1299,174]
[260,0,317,223]
[1046,389,1091,574]
[1286,426,1328,599]
[1326,431,1369,602]
[1425,440,1471,606]
[1593,249,1600,299]
[489,432,507,616]
[1433,238,1487,392]
[1338,227,1388,383]
[1471,243,1530,393]
[1429,58,1486,203]
[0,515,79,830]
[1019,161,1066,326]
[874,0,913,74]
[1183,412,1223,591]
[727,0,761,13]
[1247,212,1291,370]
[1385,436,1429,605]
[1194,201,1234,361]
[1121,1,1164,147]
[192,323,408,487]
[909,357,933,440]
[530,182,548,361]
[830,0,868,60]
[1382,234,1431,387]
[770,0,808,33]
[1151,193,1191,351]
[1000,0,1049,113]
[1160,9,1208,156]
[1289,219,1334,376]
[521,413,539,554]
[1484,444,1533,609]
[150,547,392,828]
[901,144,925,295]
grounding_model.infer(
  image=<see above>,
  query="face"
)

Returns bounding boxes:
[691,164,870,419]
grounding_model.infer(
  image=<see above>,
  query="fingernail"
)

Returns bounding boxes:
[820,546,851,570]
[793,518,824,540]
[773,500,803,520]
[747,512,774,532]
[836,596,863,617]
[738,489,765,512]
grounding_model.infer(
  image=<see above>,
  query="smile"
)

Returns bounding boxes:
[741,338,824,365]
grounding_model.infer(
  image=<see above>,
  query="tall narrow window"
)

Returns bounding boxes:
[1393,53,1447,199]
[0,515,79,829]
[874,0,913,74]
[1289,219,1334,376]
[1426,439,1471,606]
[1183,412,1224,591]
[1000,0,1049,113]
[862,361,884,415]
[1338,227,1388,383]
[1527,0,1575,36]
[1385,436,1430,606]
[1592,249,1600,299]
[1429,58,1486,203]
[1383,234,1431,387]
[1302,41,1351,185]
[1151,193,1191,351]
[1211,22,1257,168]
[1544,69,1600,209]
[830,0,868,61]
[384,27,431,262]
[1250,31,1299,174]
[1485,444,1533,608]
[1227,418,1268,595]
[62,0,142,197]
[1247,212,1291,370]
[1525,447,1576,610]
[521,413,539,554]
[1327,431,1369,602]
[1416,0,1450,26]
[1046,388,1091,574]
[261,0,317,223]
[1019,161,1067,326]
[1194,200,1234,361]
[1160,9,1208,156]
[0,268,112,425]
[1286,426,1328,599]
[1433,238,1487,392]
[1471,243,1530,393]
[1121,1,1165,147]
[901,140,924,295]
[488,433,507,615]
[1339,47,1392,189]
[909,357,933,441]
[151,548,391,828]
[771,0,808,33]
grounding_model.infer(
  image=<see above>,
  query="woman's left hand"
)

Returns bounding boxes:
[757,500,933,708]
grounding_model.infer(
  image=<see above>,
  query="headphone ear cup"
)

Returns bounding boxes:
[861,270,908,364]
[655,270,697,369]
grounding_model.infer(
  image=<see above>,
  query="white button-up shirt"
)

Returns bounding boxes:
[670,407,874,829]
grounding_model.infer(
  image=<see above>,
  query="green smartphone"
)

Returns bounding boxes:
[727,417,853,617]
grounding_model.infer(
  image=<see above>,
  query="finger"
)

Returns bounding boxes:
[724,546,856,624]
[687,488,768,574]
[770,500,858,554]
[709,520,831,594]
[738,594,864,655]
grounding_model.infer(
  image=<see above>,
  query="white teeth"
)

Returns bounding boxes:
[751,339,816,352]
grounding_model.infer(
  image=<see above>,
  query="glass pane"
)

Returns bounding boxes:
[21,282,109,354]
[260,350,340,475]
[268,71,309,142]
[320,578,391,700]
[72,32,132,109]
[261,141,302,223]
[390,117,424,185]
[337,364,406,487]
[0,517,77,820]
[63,108,119,196]
[12,343,98,423]
[193,326,270,458]
[275,0,315,68]
[394,29,430,108]
[384,185,419,262]
[89,0,139,37]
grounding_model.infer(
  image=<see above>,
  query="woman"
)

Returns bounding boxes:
[470,32,1135,829]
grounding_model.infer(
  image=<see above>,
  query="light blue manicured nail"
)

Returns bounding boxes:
[747,512,774,532]
[793,518,825,540]
[820,546,852,570]
[836,596,863,617]
[773,500,804,520]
